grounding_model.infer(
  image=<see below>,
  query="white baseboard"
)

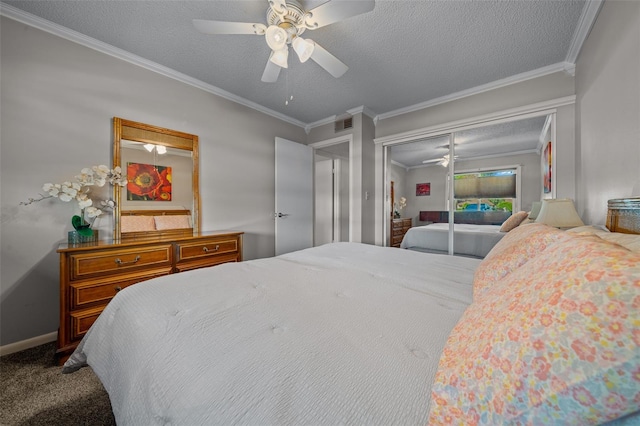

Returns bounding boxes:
[0,332,57,357]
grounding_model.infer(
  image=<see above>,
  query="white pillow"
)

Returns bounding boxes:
[153,215,191,230]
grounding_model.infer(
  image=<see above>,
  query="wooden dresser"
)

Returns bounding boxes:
[56,230,243,362]
[391,218,412,248]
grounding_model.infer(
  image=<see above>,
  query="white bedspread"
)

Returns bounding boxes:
[63,242,480,425]
[400,223,505,258]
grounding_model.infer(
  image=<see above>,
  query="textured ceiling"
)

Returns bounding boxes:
[3,0,587,126]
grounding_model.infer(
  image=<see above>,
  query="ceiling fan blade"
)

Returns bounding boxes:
[422,158,444,164]
[193,19,266,35]
[261,59,281,83]
[304,0,375,29]
[309,42,348,78]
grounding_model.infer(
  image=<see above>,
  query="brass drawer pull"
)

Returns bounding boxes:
[202,245,220,253]
[115,286,122,292]
[114,255,141,265]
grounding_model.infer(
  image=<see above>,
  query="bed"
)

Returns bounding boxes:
[399,223,506,258]
[63,224,640,425]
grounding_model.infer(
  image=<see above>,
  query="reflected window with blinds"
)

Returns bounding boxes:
[454,169,516,212]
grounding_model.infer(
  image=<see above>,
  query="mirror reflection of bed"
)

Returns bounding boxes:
[120,209,193,240]
[387,114,552,256]
[400,211,513,258]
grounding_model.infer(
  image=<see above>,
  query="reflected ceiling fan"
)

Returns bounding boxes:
[422,154,458,167]
[193,0,375,82]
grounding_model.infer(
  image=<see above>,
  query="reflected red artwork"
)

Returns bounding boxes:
[416,183,431,196]
[543,142,552,194]
[127,163,172,201]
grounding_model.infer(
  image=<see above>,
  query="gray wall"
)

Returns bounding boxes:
[0,17,306,346]
[308,113,377,243]
[575,0,640,225]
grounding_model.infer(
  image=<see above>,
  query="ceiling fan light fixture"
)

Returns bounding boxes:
[265,25,287,51]
[292,37,314,63]
[144,143,155,152]
[269,48,289,68]
[156,145,167,155]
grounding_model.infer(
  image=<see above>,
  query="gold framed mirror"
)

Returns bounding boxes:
[113,117,200,240]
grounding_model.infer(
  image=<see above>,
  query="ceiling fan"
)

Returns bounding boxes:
[193,0,375,82]
[422,154,459,167]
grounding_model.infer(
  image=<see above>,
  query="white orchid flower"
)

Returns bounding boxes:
[76,168,95,185]
[58,183,78,202]
[94,165,110,176]
[85,206,103,218]
[76,194,93,209]
[100,200,116,209]
[93,165,110,187]
[24,164,123,221]
[43,183,60,196]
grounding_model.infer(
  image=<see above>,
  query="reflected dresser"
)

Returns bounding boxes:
[391,218,412,248]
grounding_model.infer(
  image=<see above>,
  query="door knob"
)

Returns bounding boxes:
[275,212,290,218]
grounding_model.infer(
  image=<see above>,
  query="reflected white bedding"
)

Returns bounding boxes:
[63,242,480,425]
[400,223,505,258]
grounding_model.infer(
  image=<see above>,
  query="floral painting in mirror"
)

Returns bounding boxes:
[127,162,172,201]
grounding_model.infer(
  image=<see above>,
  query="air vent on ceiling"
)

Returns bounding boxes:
[335,115,353,132]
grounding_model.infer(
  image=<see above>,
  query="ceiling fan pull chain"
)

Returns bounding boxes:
[285,69,293,106]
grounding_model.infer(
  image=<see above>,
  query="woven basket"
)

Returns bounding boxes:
[606,197,640,234]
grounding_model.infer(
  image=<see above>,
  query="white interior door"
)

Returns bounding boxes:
[275,137,313,256]
[314,158,334,245]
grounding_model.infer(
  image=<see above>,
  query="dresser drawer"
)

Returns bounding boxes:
[70,306,103,341]
[175,253,240,273]
[69,245,173,280]
[70,269,172,309]
[176,237,239,262]
[392,228,405,236]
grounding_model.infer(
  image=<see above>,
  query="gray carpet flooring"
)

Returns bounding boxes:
[0,342,115,425]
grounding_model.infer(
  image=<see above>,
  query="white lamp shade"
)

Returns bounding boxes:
[156,145,167,155]
[535,199,584,228]
[265,25,287,51]
[529,201,542,220]
[292,37,315,63]
[269,48,289,68]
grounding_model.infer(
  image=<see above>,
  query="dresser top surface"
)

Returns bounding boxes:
[57,230,243,253]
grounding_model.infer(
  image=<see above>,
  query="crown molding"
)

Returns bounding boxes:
[305,115,336,134]
[346,105,377,120]
[310,60,579,128]
[0,3,307,129]
[565,0,604,64]
[374,95,575,146]
[306,105,379,132]
[390,159,409,171]
[376,62,574,122]
[2,1,596,133]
